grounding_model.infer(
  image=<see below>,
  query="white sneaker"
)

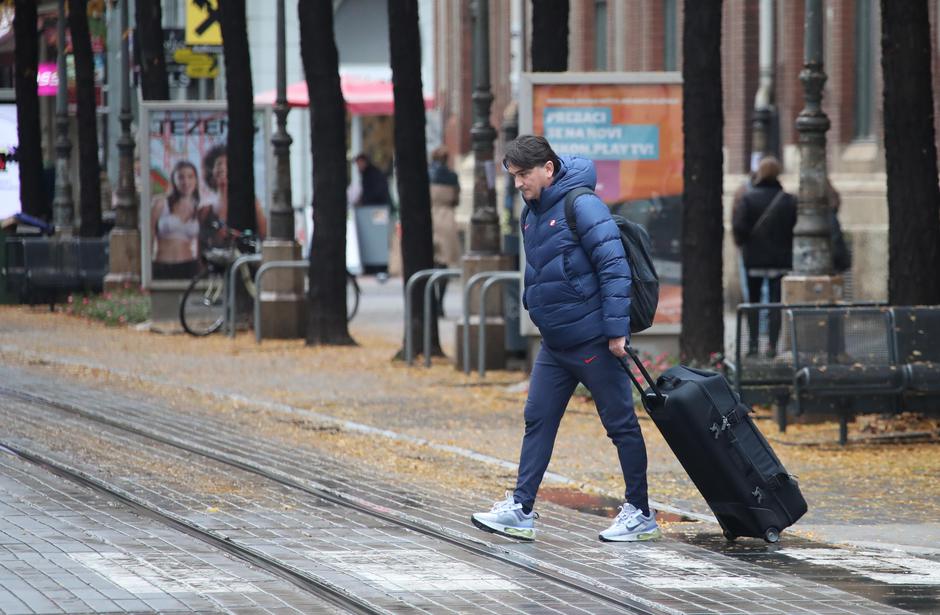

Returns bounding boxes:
[599,503,661,542]
[471,492,537,541]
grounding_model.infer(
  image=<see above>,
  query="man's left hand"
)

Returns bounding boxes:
[608,336,627,358]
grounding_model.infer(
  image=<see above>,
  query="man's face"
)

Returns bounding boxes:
[506,161,555,201]
[355,158,367,172]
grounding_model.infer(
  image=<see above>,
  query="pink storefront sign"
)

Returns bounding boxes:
[37,63,59,96]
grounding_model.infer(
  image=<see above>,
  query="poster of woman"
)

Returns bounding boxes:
[139,103,270,285]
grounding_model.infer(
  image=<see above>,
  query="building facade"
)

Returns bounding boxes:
[434,0,940,303]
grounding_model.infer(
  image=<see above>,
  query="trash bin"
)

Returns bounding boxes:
[355,204,390,273]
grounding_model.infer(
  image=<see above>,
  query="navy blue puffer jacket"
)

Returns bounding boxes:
[521,156,631,349]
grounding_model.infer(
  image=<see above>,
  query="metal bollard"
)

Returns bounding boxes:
[404,269,440,365]
[226,253,263,337]
[253,260,309,343]
[478,272,522,377]
[462,271,505,375]
[422,269,462,367]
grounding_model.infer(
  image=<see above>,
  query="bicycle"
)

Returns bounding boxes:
[179,224,259,336]
[179,224,361,336]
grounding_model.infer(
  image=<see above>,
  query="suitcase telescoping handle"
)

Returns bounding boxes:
[619,346,666,405]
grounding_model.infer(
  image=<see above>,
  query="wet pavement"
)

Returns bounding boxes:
[0,279,938,613]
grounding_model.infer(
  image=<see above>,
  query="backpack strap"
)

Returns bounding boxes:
[563,187,596,241]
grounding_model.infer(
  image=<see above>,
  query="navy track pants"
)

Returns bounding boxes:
[513,336,650,514]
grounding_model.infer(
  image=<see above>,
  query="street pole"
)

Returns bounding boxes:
[258,0,304,339]
[783,0,841,303]
[459,0,512,371]
[269,0,293,241]
[469,0,500,255]
[105,0,141,290]
[751,0,775,170]
[53,0,74,237]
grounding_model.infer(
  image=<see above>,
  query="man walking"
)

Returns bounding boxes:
[471,135,659,542]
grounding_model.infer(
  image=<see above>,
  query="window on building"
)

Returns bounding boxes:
[854,0,876,139]
[594,0,608,71]
[664,0,678,71]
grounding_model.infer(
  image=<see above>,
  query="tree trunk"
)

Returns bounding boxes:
[881,0,940,305]
[299,0,355,345]
[68,0,102,237]
[13,0,47,221]
[388,0,440,359]
[680,0,724,364]
[218,0,258,234]
[531,0,569,71]
[136,0,169,101]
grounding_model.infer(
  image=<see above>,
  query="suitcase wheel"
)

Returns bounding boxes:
[722,530,737,541]
[764,527,780,543]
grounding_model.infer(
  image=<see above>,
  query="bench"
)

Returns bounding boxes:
[2,236,26,301]
[21,237,109,309]
[788,306,906,444]
[729,302,881,433]
[729,303,797,432]
[730,302,940,444]
[893,306,940,412]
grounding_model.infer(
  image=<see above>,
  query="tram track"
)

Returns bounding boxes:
[0,384,678,615]
[0,439,389,615]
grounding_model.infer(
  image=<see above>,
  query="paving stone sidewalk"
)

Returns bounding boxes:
[1,364,936,614]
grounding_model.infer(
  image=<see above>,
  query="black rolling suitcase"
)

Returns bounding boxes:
[622,347,807,542]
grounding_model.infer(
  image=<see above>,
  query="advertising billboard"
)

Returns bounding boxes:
[0,104,19,220]
[139,102,271,287]
[519,72,683,332]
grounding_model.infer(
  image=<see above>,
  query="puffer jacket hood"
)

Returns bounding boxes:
[521,156,631,350]
[526,156,597,214]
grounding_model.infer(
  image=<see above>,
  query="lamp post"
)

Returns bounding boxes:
[783,0,840,302]
[468,0,500,255]
[751,0,775,169]
[458,0,513,371]
[258,0,304,339]
[269,0,293,241]
[53,0,74,237]
[105,0,141,290]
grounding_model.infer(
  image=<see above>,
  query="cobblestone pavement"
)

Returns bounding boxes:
[0,449,342,615]
[0,280,938,613]
[0,362,937,613]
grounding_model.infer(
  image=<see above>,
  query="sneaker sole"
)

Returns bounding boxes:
[598,528,662,542]
[471,515,535,541]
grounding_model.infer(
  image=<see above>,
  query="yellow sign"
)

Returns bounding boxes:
[185,0,222,46]
[173,48,219,79]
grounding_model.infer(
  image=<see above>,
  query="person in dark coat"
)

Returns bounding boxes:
[354,153,391,206]
[471,135,659,544]
[732,156,798,357]
[428,147,461,316]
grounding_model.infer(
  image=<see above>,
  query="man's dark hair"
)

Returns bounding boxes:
[502,135,561,173]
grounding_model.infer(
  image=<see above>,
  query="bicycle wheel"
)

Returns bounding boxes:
[346,272,360,322]
[180,269,226,336]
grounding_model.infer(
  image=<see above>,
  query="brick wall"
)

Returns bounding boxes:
[827,1,855,154]
[435,0,933,175]
[722,0,760,174]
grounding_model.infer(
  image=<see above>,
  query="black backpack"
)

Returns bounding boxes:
[563,187,660,333]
